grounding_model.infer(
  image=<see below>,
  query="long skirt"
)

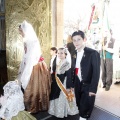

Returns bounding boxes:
[24,62,51,113]
[48,79,79,118]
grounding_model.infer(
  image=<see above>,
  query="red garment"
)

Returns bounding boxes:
[52,72,56,74]
[39,56,44,62]
[75,68,79,75]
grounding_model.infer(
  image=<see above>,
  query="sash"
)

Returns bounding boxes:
[55,74,74,102]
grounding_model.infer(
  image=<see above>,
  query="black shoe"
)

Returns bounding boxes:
[114,81,120,84]
[103,85,106,88]
[105,86,110,91]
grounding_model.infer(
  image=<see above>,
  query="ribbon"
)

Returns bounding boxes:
[55,74,74,102]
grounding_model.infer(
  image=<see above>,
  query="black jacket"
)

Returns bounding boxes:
[71,47,100,93]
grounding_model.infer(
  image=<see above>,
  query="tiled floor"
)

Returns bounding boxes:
[89,106,120,120]
[95,79,120,117]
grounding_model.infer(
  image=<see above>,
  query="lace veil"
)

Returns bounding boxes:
[0,81,25,119]
[17,20,41,89]
[65,48,71,67]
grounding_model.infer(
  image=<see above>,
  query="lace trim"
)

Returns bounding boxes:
[56,61,70,74]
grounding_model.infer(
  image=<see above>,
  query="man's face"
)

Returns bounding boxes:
[50,50,56,56]
[50,50,54,56]
[72,35,85,50]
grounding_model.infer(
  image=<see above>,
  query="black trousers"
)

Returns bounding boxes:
[74,77,95,118]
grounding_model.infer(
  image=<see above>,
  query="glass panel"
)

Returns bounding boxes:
[0,16,5,50]
[0,0,7,87]
[0,0,5,12]
[0,0,5,50]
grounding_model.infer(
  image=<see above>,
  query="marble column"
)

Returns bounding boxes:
[51,0,64,48]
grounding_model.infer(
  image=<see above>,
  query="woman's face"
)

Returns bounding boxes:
[57,49,66,60]
[72,35,85,50]
[50,50,55,56]
[19,27,25,37]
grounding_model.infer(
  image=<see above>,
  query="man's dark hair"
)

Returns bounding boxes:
[50,47,57,53]
[72,30,85,39]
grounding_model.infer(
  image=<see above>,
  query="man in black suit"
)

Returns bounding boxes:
[71,30,100,119]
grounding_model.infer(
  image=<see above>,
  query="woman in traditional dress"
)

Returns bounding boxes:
[0,81,36,120]
[17,20,51,113]
[48,48,79,118]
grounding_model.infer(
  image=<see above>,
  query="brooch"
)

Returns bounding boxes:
[73,54,77,58]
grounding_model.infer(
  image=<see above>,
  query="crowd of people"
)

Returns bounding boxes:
[0,20,118,120]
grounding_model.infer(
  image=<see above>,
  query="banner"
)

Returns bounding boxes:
[88,5,95,30]
[103,3,110,32]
